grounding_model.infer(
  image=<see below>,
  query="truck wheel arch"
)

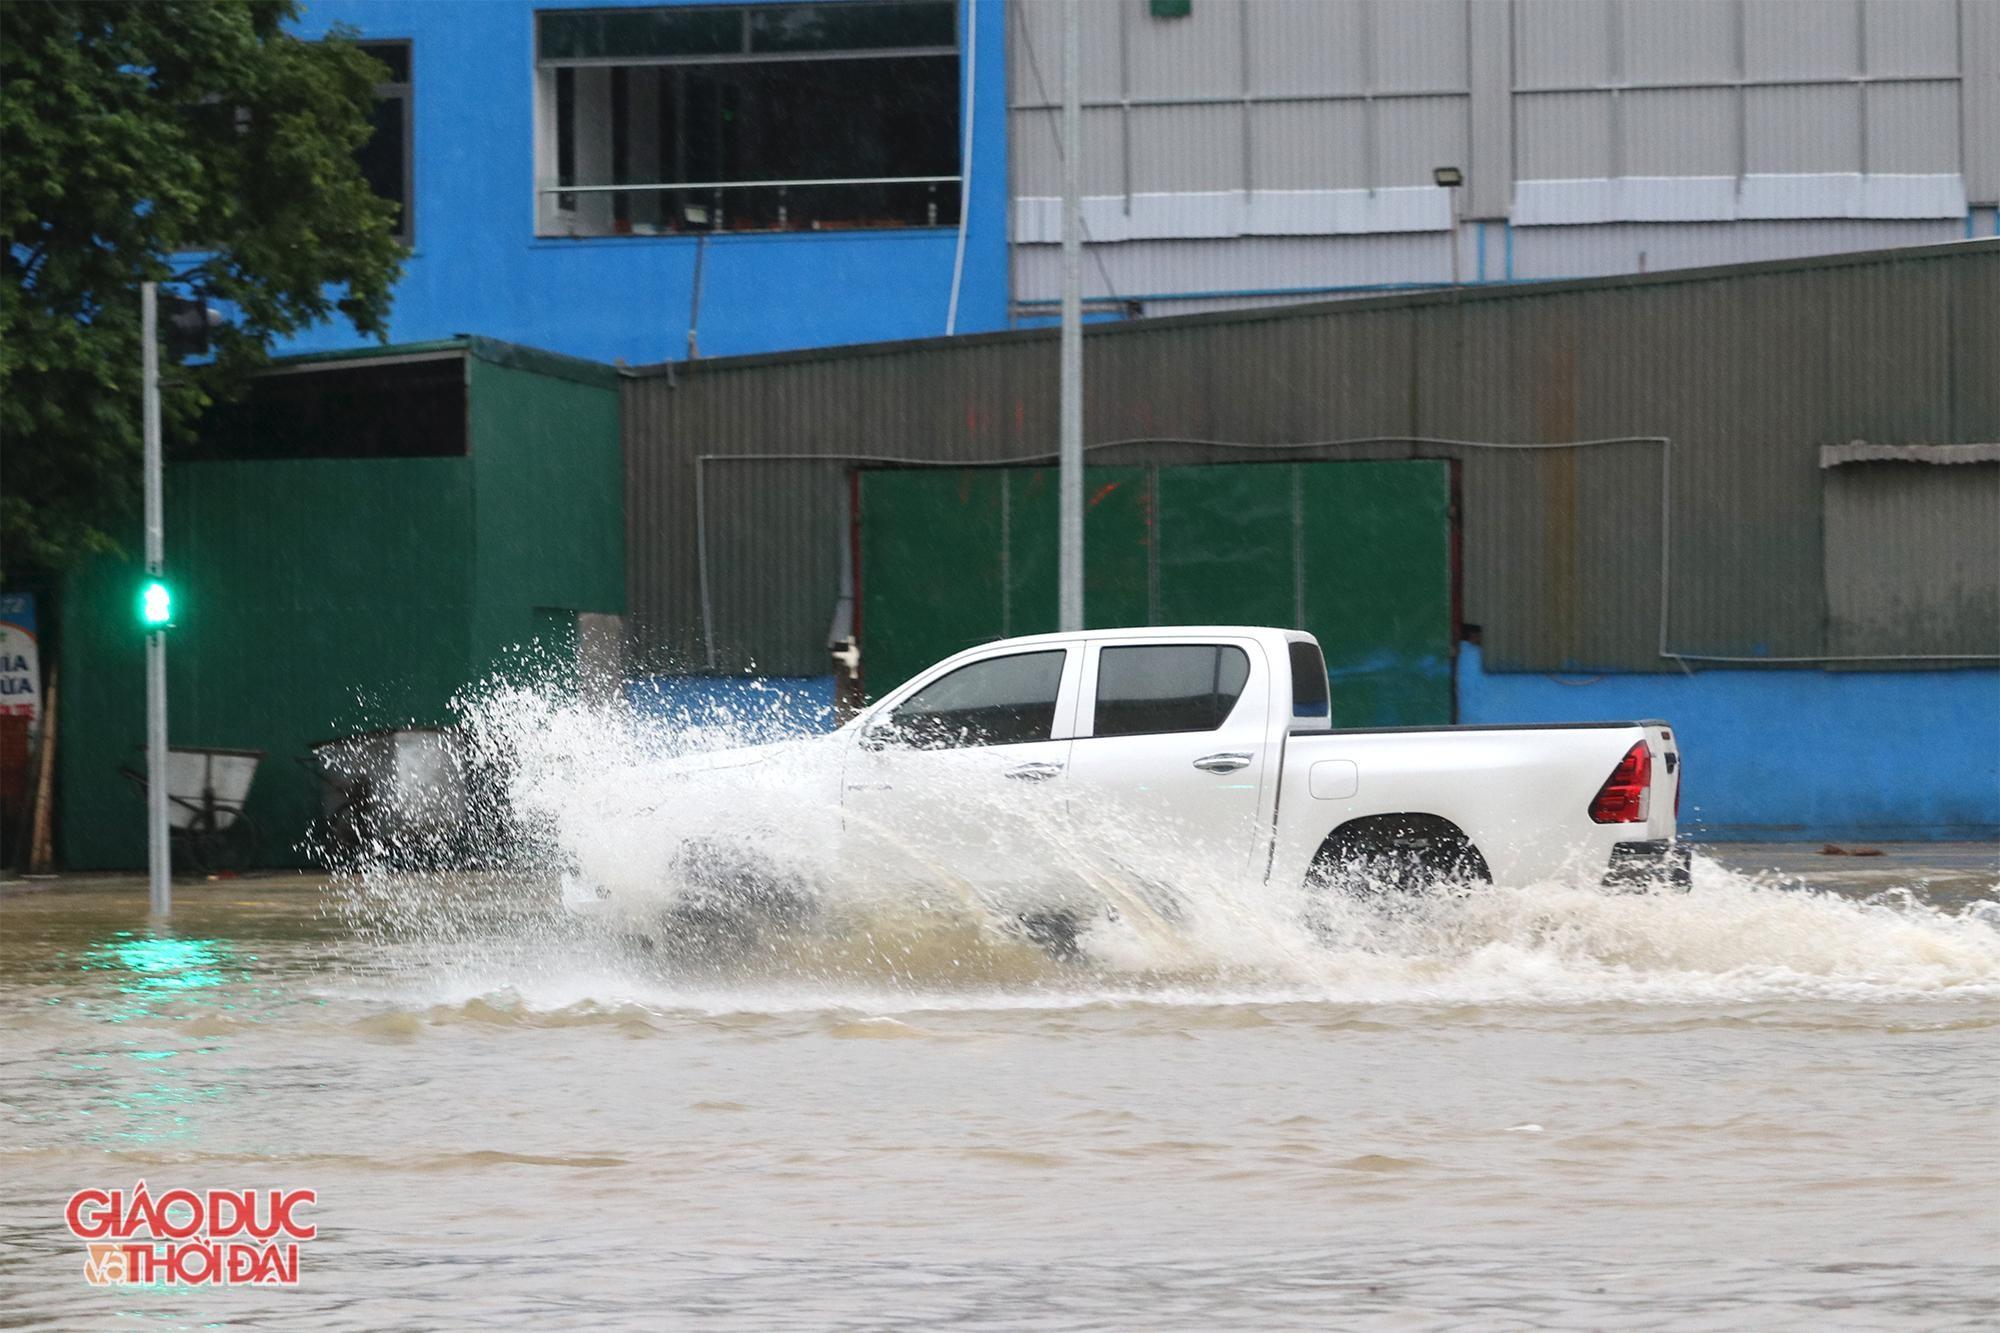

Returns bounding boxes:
[1308,813,1492,892]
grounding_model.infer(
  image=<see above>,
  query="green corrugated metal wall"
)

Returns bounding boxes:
[859,460,1452,727]
[467,356,626,678]
[56,347,623,871]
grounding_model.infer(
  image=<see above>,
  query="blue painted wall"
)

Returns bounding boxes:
[1458,644,2000,842]
[627,674,837,736]
[285,0,1011,364]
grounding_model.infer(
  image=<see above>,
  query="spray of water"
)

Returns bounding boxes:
[321,667,2000,1015]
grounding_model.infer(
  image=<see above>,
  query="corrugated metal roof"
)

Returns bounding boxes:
[255,335,621,389]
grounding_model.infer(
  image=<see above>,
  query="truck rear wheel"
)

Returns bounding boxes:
[1307,815,1491,897]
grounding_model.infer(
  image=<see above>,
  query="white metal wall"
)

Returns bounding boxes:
[1008,0,2000,316]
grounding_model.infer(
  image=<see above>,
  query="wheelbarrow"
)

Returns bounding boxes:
[119,746,265,874]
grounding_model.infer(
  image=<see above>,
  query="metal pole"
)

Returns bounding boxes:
[142,281,170,916]
[1448,190,1461,289]
[1057,0,1084,631]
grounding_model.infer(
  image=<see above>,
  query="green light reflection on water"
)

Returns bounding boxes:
[66,930,251,1149]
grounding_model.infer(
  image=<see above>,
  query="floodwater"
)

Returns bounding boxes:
[2,844,1996,1330]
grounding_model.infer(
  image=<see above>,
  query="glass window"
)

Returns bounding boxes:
[1092,645,1251,738]
[533,2,959,236]
[355,41,413,243]
[1288,640,1329,720]
[887,650,1066,749]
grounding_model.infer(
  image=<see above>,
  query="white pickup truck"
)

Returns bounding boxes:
[565,627,1686,944]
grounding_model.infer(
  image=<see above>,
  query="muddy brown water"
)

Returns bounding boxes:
[1,847,1996,1330]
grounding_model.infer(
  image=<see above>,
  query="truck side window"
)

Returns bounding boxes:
[1092,645,1250,737]
[887,650,1067,749]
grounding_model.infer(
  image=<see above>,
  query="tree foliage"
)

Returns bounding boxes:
[1,0,405,574]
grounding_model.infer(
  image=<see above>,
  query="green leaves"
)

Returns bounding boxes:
[1,0,407,573]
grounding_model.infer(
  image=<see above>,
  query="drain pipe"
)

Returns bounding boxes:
[686,226,708,360]
[945,0,977,335]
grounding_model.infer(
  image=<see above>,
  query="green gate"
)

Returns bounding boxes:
[858,461,1453,727]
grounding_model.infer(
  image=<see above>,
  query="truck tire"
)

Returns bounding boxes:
[1307,814,1491,897]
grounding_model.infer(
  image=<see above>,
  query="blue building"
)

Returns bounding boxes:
[283,1,1999,365]
[286,0,1011,363]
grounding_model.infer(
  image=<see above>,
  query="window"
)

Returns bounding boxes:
[887,650,1065,748]
[178,356,467,461]
[534,2,959,237]
[1288,640,1329,721]
[355,41,413,242]
[1092,645,1250,738]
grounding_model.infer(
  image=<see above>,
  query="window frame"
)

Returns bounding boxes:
[355,39,415,246]
[530,1,962,237]
[1076,638,1266,741]
[867,643,1082,749]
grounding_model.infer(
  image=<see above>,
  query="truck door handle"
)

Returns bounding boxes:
[1193,752,1253,773]
[1005,762,1064,782]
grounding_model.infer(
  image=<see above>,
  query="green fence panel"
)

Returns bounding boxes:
[1001,467,1153,641]
[858,461,1453,726]
[858,470,1007,698]
[1300,461,1453,727]
[1154,463,1298,631]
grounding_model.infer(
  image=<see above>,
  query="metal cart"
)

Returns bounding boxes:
[119,746,265,874]
[306,727,469,866]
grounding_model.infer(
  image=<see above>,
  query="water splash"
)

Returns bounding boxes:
[323,670,2000,1015]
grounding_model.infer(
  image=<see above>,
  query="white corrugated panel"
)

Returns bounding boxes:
[1516,91,1615,179]
[1622,0,1738,83]
[1246,0,1368,96]
[1745,84,1861,173]
[1860,0,1958,77]
[1011,107,1124,199]
[1129,104,1244,193]
[1007,0,1122,103]
[1738,173,1966,219]
[1013,188,1451,244]
[1514,0,1613,87]
[1126,0,1243,99]
[1011,232,1455,302]
[1514,173,1966,225]
[1620,89,1738,177]
[1372,95,1470,187]
[1502,217,1969,280]
[1249,101,1371,190]
[1864,82,1961,174]
[1372,0,1468,93]
[1743,0,1861,80]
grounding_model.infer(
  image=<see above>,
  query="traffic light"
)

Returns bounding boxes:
[137,577,175,630]
[162,294,224,360]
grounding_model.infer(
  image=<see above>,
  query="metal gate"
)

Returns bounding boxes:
[858,460,1453,727]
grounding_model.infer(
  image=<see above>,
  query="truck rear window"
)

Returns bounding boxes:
[1092,645,1250,737]
[1289,641,1329,719]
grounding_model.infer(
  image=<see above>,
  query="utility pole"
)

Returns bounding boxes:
[1433,166,1465,290]
[142,281,170,917]
[1058,0,1084,631]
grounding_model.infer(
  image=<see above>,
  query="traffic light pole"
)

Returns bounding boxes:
[1057,0,1083,632]
[142,282,170,917]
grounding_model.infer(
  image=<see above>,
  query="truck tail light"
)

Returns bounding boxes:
[1589,742,1652,824]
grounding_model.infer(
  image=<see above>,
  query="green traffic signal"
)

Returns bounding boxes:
[138,578,174,630]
